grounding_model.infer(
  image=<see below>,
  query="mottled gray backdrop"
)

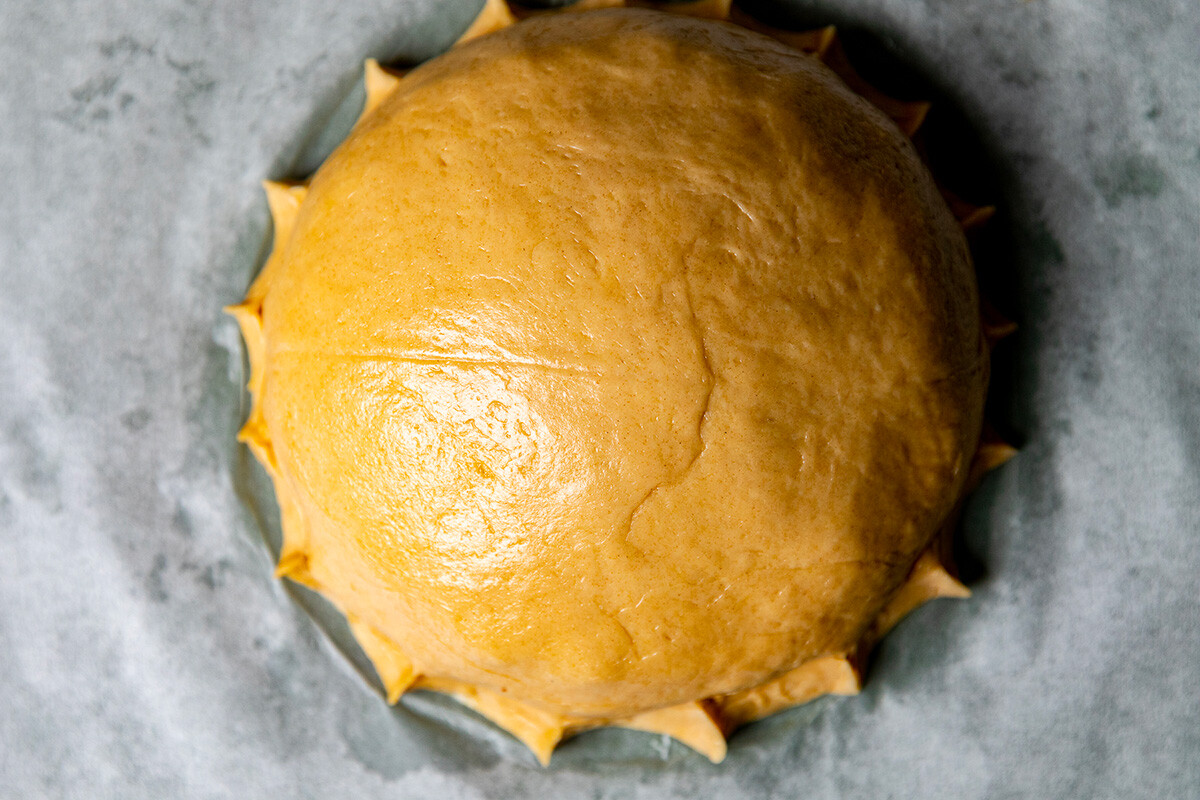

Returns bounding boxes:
[2,0,1198,797]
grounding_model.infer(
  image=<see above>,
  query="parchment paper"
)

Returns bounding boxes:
[2,0,1198,797]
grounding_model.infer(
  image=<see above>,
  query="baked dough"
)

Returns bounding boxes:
[230,3,1000,764]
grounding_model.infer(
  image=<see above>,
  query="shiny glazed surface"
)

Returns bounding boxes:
[250,9,987,721]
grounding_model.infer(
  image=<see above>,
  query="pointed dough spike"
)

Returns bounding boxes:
[727,10,836,55]
[630,0,730,19]
[456,0,517,45]
[619,700,728,762]
[967,424,1018,489]
[262,180,307,253]
[275,550,309,580]
[227,302,265,387]
[981,298,1018,346]
[223,300,255,324]
[347,616,418,703]
[415,677,565,765]
[960,204,996,231]
[811,25,838,59]
[820,32,930,137]
[938,184,996,231]
[237,419,277,473]
[868,549,970,645]
[274,490,315,586]
[714,655,860,730]
[225,301,263,365]
[898,101,931,138]
[360,59,404,122]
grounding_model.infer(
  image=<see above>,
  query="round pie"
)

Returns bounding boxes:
[229,1,1010,764]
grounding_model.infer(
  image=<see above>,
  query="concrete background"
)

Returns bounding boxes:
[2,0,1198,796]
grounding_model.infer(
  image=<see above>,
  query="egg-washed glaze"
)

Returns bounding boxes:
[229,3,1011,764]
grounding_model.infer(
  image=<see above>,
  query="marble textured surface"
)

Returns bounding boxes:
[2,0,1198,797]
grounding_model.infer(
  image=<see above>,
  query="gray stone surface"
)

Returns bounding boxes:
[2,0,1198,797]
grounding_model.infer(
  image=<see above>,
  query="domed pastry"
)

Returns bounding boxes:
[229,0,1013,765]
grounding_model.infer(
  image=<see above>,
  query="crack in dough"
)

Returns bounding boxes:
[274,348,601,376]
[625,262,717,535]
